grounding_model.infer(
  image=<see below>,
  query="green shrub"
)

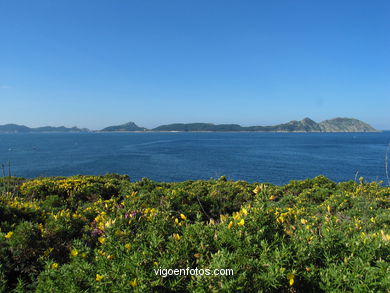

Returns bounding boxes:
[0,175,388,292]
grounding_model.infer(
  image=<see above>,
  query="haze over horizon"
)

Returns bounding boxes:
[1,0,389,130]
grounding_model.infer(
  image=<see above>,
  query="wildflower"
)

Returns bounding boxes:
[172,233,182,241]
[381,230,390,241]
[51,263,59,269]
[228,221,234,229]
[129,279,137,287]
[98,237,106,244]
[237,219,245,226]
[327,205,331,213]
[44,247,54,257]
[96,274,104,282]
[180,213,187,220]
[300,218,308,225]
[287,273,295,286]
[4,231,13,239]
[253,185,262,194]
[104,219,115,228]
[174,218,179,224]
[91,228,104,237]
[38,223,44,234]
[269,195,277,201]
[71,249,78,256]
[233,213,241,220]
[125,243,132,250]
[241,208,248,216]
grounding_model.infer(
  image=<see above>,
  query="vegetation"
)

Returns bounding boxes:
[0,174,389,292]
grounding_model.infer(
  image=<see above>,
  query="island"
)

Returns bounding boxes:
[0,118,379,133]
[101,118,378,133]
[0,124,89,133]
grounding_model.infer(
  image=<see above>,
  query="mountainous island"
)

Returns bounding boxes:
[101,118,378,133]
[101,122,147,132]
[0,118,378,133]
[0,124,88,133]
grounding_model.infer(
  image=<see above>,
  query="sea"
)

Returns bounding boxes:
[1,132,389,185]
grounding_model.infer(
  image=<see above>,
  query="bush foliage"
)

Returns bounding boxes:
[0,175,389,292]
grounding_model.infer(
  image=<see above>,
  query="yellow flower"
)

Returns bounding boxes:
[287,273,295,286]
[4,231,13,239]
[96,274,104,282]
[44,247,54,257]
[180,213,187,220]
[327,205,331,213]
[253,185,262,194]
[38,223,44,234]
[227,221,233,229]
[71,249,78,256]
[172,233,182,241]
[300,218,308,225]
[98,237,106,244]
[104,219,115,228]
[241,208,248,216]
[269,195,277,201]
[381,230,390,241]
[174,218,179,224]
[51,263,59,269]
[237,219,245,226]
[129,278,137,287]
[125,243,132,250]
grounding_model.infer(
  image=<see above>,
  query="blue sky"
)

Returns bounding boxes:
[0,0,389,130]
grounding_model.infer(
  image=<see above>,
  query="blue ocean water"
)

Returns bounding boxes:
[0,132,389,185]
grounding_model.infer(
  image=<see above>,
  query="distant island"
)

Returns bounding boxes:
[101,122,147,132]
[101,118,378,133]
[0,124,88,133]
[0,118,379,133]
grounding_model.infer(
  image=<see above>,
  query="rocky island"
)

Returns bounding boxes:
[0,124,88,133]
[0,118,378,133]
[101,117,378,132]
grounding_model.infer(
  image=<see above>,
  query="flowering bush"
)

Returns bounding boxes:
[0,175,388,292]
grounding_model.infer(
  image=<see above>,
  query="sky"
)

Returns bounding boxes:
[0,0,389,130]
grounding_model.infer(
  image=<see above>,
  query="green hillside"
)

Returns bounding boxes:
[0,175,388,292]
